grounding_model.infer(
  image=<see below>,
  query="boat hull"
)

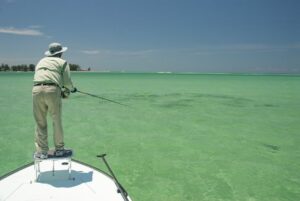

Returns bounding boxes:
[0,160,132,201]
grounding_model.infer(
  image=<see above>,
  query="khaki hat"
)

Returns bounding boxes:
[45,42,68,56]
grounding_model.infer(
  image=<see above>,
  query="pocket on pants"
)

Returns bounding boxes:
[32,86,41,95]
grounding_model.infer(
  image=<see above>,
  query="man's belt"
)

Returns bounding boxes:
[34,83,58,87]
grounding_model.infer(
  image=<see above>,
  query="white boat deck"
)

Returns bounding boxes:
[0,159,132,201]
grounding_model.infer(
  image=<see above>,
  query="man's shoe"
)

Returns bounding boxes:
[34,152,48,159]
[55,149,72,157]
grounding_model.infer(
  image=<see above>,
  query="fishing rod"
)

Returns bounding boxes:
[77,90,130,107]
[97,154,129,201]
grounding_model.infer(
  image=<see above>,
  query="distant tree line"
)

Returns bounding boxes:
[0,64,35,72]
[0,63,90,72]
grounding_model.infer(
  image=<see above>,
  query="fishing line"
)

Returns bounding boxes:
[77,90,130,107]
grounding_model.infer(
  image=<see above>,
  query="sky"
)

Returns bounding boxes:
[0,0,299,73]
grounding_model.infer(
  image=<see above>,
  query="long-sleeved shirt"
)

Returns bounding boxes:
[33,57,74,90]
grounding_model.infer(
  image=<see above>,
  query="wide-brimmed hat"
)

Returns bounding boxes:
[45,42,68,56]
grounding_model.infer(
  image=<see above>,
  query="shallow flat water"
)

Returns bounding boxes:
[1,72,300,201]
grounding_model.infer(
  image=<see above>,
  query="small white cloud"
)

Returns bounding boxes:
[81,49,156,56]
[5,0,15,3]
[193,43,295,55]
[28,25,43,29]
[290,43,300,49]
[0,27,44,36]
[81,50,100,55]
[115,49,155,56]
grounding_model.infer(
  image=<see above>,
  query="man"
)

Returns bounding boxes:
[32,42,77,159]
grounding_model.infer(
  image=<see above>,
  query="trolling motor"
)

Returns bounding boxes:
[97,154,129,201]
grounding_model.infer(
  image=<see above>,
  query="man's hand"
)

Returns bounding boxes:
[61,87,70,99]
[71,87,77,93]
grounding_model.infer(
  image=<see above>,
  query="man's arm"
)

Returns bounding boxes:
[62,62,76,91]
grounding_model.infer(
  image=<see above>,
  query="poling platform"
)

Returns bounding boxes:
[33,149,74,181]
[0,159,132,201]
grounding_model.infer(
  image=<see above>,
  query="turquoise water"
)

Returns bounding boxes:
[0,72,300,201]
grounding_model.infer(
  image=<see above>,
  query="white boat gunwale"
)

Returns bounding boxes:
[0,159,131,201]
[0,159,113,181]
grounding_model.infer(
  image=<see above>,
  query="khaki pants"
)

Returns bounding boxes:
[32,85,64,153]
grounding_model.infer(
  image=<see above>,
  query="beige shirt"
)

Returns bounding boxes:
[33,57,74,90]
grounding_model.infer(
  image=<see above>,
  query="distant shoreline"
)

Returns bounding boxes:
[0,71,299,76]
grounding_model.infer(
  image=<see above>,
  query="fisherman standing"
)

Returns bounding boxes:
[32,42,77,159]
